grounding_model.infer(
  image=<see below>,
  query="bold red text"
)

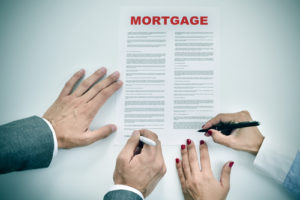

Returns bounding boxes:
[131,16,208,25]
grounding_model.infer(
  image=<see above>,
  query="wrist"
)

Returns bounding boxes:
[109,185,145,199]
[115,178,146,197]
[255,136,264,154]
[250,135,264,155]
[115,181,145,197]
[46,120,65,149]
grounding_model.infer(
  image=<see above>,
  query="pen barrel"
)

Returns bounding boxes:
[227,121,259,129]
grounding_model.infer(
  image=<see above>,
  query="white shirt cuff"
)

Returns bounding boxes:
[253,137,297,184]
[41,118,58,161]
[108,184,144,200]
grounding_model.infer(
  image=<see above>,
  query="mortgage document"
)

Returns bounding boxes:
[115,7,219,145]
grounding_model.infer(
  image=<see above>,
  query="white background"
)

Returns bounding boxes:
[0,0,299,200]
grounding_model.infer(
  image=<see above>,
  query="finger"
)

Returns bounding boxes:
[73,67,107,97]
[209,129,235,148]
[186,139,200,174]
[139,129,159,143]
[88,80,123,115]
[175,158,187,189]
[139,129,160,157]
[181,143,191,179]
[119,130,141,160]
[59,69,85,98]
[203,113,237,129]
[85,124,117,144]
[199,140,212,173]
[220,161,234,190]
[83,71,120,102]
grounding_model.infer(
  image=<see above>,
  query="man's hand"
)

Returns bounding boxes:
[176,139,233,200]
[203,111,264,154]
[43,67,123,148]
[113,129,167,198]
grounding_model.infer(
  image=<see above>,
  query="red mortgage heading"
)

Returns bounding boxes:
[131,16,208,25]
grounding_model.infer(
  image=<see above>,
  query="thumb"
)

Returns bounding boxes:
[86,124,117,144]
[220,161,234,190]
[209,129,233,147]
[120,130,141,160]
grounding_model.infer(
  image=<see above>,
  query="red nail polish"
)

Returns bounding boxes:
[229,161,234,168]
[207,130,212,136]
[200,140,204,145]
[181,144,186,150]
[176,158,180,163]
[187,139,191,145]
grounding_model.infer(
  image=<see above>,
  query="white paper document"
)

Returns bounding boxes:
[115,7,219,145]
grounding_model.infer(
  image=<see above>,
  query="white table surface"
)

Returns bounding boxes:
[0,0,299,199]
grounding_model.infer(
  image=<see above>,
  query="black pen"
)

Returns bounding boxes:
[198,121,260,136]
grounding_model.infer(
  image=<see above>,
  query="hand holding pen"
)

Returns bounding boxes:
[113,130,166,198]
[202,111,264,154]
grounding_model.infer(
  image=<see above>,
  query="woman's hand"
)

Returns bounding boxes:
[176,139,233,200]
[203,111,264,154]
[43,67,123,148]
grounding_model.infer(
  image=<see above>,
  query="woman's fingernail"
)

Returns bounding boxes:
[187,139,191,145]
[176,158,180,163]
[202,124,205,128]
[200,140,204,145]
[229,161,235,168]
[181,144,186,150]
[207,130,212,136]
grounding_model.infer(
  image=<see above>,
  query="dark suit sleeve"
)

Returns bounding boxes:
[0,116,54,174]
[103,190,143,200]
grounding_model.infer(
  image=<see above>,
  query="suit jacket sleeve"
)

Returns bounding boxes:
[104,190,143,200]
[0,116,54,174]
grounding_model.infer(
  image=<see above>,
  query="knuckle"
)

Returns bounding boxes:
[154,162,164,172]
[201,154,208,161]
[189,157,197,164]
[240,110,252,120]
[225,184,230,191]
[61,96,71,103]
[186,180,193,189]
[181,185,186,192]
[100,88,111,97]
[212,136,220,143]
[216,113,223,117]
[156,139,161,146]
[95,69,104,76]
[94,84,104,92]
[71,98,84,107]
[81,80,90,89]
[241,110,250,115]
[117,154,126,163]
[216,113,224,120]
[202,173,211,181]
[141,129,159,140]
[190,179,199,187]
[108,74,116,82]
[75,71,82,77]
[78,135,91,146]
[65,81,72,88]
[226,138,236,148]
[162,165,167,175]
